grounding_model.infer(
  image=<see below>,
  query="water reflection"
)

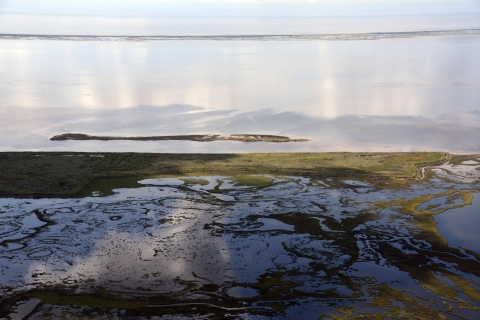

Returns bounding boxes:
[1,165,480,318]
[435,194,480,252]
[0,104,479,152]
[1,14,479,36]
[1,36,479,118]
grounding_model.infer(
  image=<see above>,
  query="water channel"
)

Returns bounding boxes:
[1,162,479,318]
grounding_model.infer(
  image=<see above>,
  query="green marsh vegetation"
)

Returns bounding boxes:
[0,152,448,197]
[1,152,480,319]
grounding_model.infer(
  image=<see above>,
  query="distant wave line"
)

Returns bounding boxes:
[1,29,479,41]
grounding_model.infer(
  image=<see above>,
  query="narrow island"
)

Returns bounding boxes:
[50,133,310,143]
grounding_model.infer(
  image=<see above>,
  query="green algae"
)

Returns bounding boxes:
[230,175,273,187]
[378,242,458,298]
[320,283,448,319]
[374,190,478,247]
[371,188,480,304]
[249,270,301,298]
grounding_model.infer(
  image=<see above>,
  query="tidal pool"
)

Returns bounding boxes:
[1,162,480,318]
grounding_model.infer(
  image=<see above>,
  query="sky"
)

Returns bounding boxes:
[0,0,479,17]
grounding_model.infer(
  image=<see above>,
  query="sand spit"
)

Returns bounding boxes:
[50,133,310,143]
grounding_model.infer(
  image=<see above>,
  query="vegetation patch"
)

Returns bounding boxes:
[0,152,448,198]
[320,283,448,319]
[449,154,480,166]
[374,190,478,247]
[180,177,210,185]
[231,175,273,187]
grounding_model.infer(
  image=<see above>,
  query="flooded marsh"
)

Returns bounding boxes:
[2,4,480,318]
[0,152,447,198]
[1,157,479,318]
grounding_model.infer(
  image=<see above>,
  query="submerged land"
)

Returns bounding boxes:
[50,133,310,143]
[1,152,480,319]
[0,151,451,198]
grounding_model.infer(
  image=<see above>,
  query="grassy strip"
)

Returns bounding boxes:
[0,152,447,198]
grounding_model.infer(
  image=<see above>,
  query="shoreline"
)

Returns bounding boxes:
[2,28,479,42]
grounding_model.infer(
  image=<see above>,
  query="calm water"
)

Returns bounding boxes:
[0,162,479,318]
[1,14,480,152]
[436,193,480,252]
[2,36,480,117]
[2,10,480,319]
[1,14,479,36]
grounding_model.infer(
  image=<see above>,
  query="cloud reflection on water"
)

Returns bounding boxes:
[12,187,236,293]
[0,105,479,152]
[1,172,479,318]
[1,36,479,118]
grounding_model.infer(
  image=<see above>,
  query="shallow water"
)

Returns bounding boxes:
[1,20,480,152]
[7,298,41,320]
[2,13,479,36]
[2,35,478,118]
[1,163,479,318]
[435,193,480,252]
[2,10,480,316]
